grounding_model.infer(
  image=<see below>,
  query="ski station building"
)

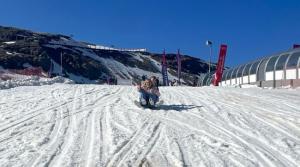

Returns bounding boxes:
[199,47,300,88]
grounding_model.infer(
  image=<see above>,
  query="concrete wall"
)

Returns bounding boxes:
[242,76,249,84]
[275,70,284,80]
[251,79,300,88]
[265,72,273,81]
[249,75,256,83]
[286,69,297,79]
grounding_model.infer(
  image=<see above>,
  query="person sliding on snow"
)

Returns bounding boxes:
[150,76,159,90]
[150,76,160,102]
[137,77,160,107]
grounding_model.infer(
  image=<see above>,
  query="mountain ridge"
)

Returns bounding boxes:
[0,25,215,85]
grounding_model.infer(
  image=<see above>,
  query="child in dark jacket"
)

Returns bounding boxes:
[137,77,160,106]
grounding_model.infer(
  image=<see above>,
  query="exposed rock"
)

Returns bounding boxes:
[0,26,215,85]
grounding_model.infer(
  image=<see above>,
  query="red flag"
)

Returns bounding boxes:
[213,45,227,86]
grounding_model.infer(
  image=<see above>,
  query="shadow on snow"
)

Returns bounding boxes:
[156,104,203,111]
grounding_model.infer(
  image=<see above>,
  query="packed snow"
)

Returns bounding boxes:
[5,52,13,55]
[0,84,300,167]
[0,76,74,90]
[3,41,16,45]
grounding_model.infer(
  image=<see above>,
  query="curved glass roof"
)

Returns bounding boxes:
[275,54,290,70]
[266,55,280,72]
[200,49,300,86]
[222,70,228,81]
[287,52,300,69]
[231,67,239,78]
[237,65,246,77]
[250,61,260,75]
[226,69,233,80]
[242,63,252,76]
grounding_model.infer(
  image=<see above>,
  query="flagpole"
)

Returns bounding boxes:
[209,45,212,73]
[206,40,213,73]
[177,49,181,85]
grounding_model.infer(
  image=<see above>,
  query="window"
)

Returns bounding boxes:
[243,63,252,76]
[250,61,259,74]
[286,52,300,69]
[275,54,290,70]
[266,55,280,72]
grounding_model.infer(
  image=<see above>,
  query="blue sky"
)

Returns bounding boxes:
[1,0,300,67]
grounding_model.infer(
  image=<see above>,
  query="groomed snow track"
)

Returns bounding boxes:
[0,85,300,167]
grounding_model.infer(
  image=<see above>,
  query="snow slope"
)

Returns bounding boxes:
[0,76,74,90]
[0,85,300,167]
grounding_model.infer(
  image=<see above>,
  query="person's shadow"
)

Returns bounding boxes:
[154,104,203,112]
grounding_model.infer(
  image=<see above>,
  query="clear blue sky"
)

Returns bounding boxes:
[1,0,300,67]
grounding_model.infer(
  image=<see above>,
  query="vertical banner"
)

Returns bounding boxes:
[176,49,181,85]
[161,50,165,86]
[213,44,227,86]
[161,50,169,86]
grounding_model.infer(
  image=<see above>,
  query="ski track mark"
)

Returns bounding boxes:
[1,85,300,167]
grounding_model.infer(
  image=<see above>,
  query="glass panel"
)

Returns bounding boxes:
[237,65,246,77]
[222,70,228,80]
[231,67,239,78]
[226,69,233,80]
[250,61,260,74]
[286,52,300,69]
[266,55,280,72]
[276,54,290,70]
[243,63,252,76]
[257,58,269,81]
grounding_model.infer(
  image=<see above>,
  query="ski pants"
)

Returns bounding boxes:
[139,89,159,104]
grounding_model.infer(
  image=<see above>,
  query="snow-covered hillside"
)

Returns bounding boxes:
[0,85,299,167]
[0,76,74,90]
[1,26,213,85]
